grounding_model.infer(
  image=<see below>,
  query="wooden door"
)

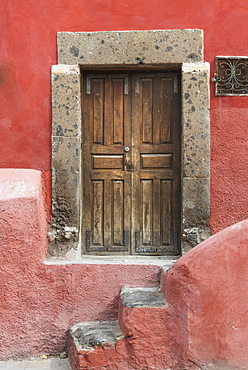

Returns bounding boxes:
[82,70,181,255]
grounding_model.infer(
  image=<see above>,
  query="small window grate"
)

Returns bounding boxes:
[214,57,248,96]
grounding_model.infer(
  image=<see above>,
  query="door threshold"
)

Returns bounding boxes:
[44,254,180,269]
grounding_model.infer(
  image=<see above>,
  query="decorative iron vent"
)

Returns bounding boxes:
[214,57,248,96]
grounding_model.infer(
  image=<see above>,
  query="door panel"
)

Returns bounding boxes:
[131,73,180,254]
[82,70,180,255]
[92,180,104,245]
[112,180,124,245]
[92,78,104,144]
[82,72,131,253]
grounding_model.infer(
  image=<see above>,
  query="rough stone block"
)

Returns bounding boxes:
[182,63,210,178]
[48,136,80,257]
[183,177,210,227]
[52,65,81,137]
[58,29,203,65]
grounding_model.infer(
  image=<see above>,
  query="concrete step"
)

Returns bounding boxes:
[68,321,127,370]
[120,286,166,308]
[118,286,167,336]
[118,286,178,369]
[70,321,123,349]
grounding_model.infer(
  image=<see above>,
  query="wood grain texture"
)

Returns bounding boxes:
[92,79,104,144]
[161,180,172,245]
[82,70,181,255]
[142,180,153,244]
[141,154,172,169]
[112,79,124,144]
[92,181,104,245]
[112,180,124,245]
[141,78,153,144]
[92,155,123,170]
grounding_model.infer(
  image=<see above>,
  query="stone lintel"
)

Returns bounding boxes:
[58,29,203,65]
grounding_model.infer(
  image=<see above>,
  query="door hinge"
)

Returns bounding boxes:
[86,74,107,94]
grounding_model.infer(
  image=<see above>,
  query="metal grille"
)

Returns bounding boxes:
[214,57,248,96]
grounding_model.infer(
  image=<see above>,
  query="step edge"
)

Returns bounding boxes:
[70,321,124,351]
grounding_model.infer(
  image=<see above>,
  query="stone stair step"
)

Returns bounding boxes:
[70,321,124,349]
[68,321,128,369]
[120,286,166,308]
[117,286,175,369]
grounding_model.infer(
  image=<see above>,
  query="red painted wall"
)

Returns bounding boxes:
[0,170,160,360]
[2,170,248,369]
[165,219,248,369]
[1,0,248,231]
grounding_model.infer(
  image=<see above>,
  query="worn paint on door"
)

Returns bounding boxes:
[82,71,181,255]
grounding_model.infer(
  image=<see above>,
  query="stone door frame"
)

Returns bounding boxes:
[49,29,210,259]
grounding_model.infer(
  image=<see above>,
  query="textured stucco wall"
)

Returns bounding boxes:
[1,170,248,369]
[165,219,248,369]
[0,170,160,360]
[0,0,248,231]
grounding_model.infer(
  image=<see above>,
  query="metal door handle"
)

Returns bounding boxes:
[124,147,130,152]
[124,153,131,167]
[124,153,130,164]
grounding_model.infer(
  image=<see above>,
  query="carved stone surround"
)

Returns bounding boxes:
[48,29,210,259]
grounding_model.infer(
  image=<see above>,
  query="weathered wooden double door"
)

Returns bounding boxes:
[82,70,181,255]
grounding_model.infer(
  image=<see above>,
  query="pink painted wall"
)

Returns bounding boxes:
[0,170,160,360]
[165,219,248,369]
[1,0,248,230]
[1,170,248,369]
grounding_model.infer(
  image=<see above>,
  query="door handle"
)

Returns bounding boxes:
[124,146,132,170]
[124,153,131,167]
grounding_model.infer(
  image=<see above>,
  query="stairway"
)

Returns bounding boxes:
[68,281,179,370]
